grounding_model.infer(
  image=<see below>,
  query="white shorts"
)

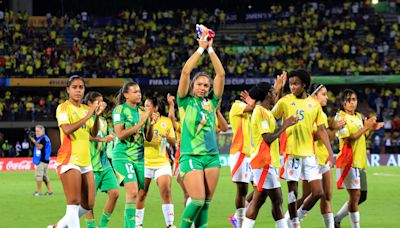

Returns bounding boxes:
[281,155,322,182]
[319,163,331,175]
[252,167,281,190]
[145,166,172,180]
[229,152,252,183]
[336,168,367,190]
[56,163,93,175]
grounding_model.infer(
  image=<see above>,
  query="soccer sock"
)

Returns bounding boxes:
[125,202,137,228]
[297,206,308,221]
[78,205,90,217]
[242,217,256,228]
[334,201,349,223]
[180,198,205,228]
[275,218,288,228]
[85,219,95,228]
[186,197,191,206]
[56,216,67,228]
[349,211,360,228]
[194,199,211,228]
[284,210,290,220]
[162,204,174,226]
[322,213,334,228]
[235,208,246,228]
[135,208,145,227]
[291,217,301,228]
[64,205,80,228]
[99,211,111,228]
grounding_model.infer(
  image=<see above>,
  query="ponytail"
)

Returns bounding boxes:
[116,82,138,105]
[83,91,102,105]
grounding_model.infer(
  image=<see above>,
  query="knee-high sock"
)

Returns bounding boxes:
[125,202,136,228]
[194,200,211,228]
[180,198,205,228]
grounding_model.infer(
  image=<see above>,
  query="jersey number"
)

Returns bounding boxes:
[296,110,304,121]
[125,163,136,174]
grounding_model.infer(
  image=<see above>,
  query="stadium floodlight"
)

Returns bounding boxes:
[372,0,379,4]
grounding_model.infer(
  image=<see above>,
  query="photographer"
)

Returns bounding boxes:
[30,125,53,196]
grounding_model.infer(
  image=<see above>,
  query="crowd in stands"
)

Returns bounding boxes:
[1,86,399,155]
[0,1,399,78]
[253,2,400,76]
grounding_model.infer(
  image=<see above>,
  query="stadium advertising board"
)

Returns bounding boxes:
[5,78,274,87]
[0,157,57,171]
[7,78,131,87]
[220,154,400,167]
[27,16,48,28]
[1,155,399,171]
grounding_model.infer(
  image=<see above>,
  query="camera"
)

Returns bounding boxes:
[25,128,35,138]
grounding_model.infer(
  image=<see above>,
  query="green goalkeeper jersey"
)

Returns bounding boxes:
[112,103,148,163]
[177,93,220,156]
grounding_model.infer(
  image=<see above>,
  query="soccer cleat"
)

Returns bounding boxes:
[44,192,54,196]
[166,225,176,228]
[228,214,238,228]
[334,217,341,228]
[33,192,41,196]
[46,224,56,228]
[284,211,291,227]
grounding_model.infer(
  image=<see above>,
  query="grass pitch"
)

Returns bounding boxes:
[0,166,399,227]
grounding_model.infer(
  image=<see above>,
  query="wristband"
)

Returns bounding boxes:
[196,47,205,55]
[207,47,215,54]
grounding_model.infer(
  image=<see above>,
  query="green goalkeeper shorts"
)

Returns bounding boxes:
[113,160,145,189]
[179,154,221,180]
[94,168,119,193]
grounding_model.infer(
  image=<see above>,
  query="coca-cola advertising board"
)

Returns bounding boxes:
[0,157,57,171]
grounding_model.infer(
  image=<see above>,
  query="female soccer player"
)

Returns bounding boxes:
[243,82,297,228]
[50,75,106,228]
[112,81,159,228]
[83,91,119,228]
[334,89,382,228]
[272,70,334,227]
[294,84,346,228]
[177,26,225,228]
[228,89,256,228]
[167,94,190,205]
[229,73,287,228]
[168,93,228,210]
[136,97,177,228]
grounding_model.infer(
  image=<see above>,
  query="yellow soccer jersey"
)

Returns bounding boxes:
[337,111,367,168]
[144,116,176,168]
[250,105,280,169]
[272,94,325,157]
[175,121,182,142]
[229,101,252,156]
[56,100,94,167]
[313,111,329,165]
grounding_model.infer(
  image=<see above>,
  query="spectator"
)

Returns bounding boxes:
[15,141,22,156]
[30,125,53,196]
[21,138,30,157]
[9,144,16,157]
[2,139,10,157]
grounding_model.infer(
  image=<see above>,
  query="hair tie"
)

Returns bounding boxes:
[311,84,324,96]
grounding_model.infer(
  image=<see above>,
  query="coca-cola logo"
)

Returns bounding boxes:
[0,157,57,171]
[6,160,33,170]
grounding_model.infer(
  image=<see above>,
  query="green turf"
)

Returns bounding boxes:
[0,166,399,228]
